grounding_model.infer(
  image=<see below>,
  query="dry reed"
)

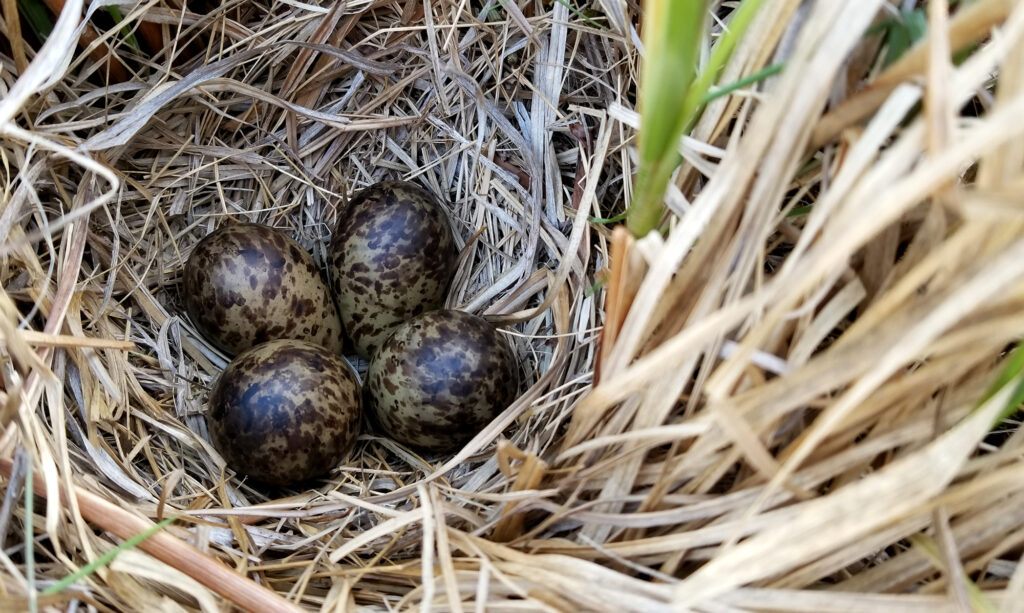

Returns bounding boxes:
[2,0,1024,611]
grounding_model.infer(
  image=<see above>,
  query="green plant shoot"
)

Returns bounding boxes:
[627,1,706,237]
[628,0,768,237]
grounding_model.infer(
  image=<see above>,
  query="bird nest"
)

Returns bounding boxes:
[3,0,1024,611]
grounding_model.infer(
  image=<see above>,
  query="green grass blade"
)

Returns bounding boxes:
[627,0,768,238]
[17,0,54,42]
[626,0,707,237]
[42,518,175,596]
[786,205,813,218]
[555,0,605,29]
[106,6,141,52]
[678,0,767,134]
[636,1,705,176]
[588,212,628,225]
[585,277,607,297]
[702,62,784,104]
[979,342,1024,425]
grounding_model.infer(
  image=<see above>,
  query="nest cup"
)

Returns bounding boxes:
[3,1,1024,612]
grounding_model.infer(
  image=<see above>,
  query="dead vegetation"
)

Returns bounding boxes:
[2,0,1024,611]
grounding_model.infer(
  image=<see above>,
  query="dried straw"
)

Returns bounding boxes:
[2,0,1024,611]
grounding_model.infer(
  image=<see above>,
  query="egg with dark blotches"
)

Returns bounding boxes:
[328,181,457,359]
[207,340,362,485]
[184,223,343,357]
[365,310,519,452]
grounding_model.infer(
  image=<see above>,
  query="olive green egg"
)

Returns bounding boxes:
[365,310,519,452]
[207,340,362,485]
[184,223,344,356]
[328,181,457,359]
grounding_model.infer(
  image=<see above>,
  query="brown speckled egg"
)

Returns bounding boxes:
[207,340,362,485]
[328,181,457,359]
[365,310,519,452]
[184,223,343,357]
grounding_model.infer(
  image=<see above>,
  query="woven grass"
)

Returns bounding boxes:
[3,0,1024,610]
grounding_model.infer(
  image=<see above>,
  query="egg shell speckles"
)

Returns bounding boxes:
[328,181,457,359]
[207,340,362,485]
[184,223,343,357]
[366,310,519,452]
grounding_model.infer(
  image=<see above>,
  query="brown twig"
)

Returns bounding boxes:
[0,329,134,350]
[2,0,28,73]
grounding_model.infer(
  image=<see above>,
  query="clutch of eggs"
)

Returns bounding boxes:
[185,181,522,487]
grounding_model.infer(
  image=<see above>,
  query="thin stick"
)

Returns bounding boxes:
[2,0,27,73]
[596,226,636,383]
[0,330,135,350]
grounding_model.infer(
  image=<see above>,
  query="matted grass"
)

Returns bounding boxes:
[2,0,1024,611]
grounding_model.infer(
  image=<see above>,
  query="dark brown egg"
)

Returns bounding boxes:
[207,340,362,485]
[184,223,343,356]
[365,310,519,452]
[328,181,457,359]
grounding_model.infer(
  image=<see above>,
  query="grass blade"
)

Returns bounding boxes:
[16,0,54,42]
[627,0,769,237]
[979,341,1024,425]
[106,6,141,52]
[679,0,768,134]
[555,0,605,29]
[588,212,628,224]
[702,62,784,104]
[627,0,707,237]
[42,518,175,596]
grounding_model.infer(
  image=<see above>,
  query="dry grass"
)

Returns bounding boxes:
[2,0,1024,611]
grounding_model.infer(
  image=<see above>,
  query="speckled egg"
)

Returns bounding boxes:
[328,181,457,359]
[207,340,362,485]
[365,310,519,452]
[184,223,343,357]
